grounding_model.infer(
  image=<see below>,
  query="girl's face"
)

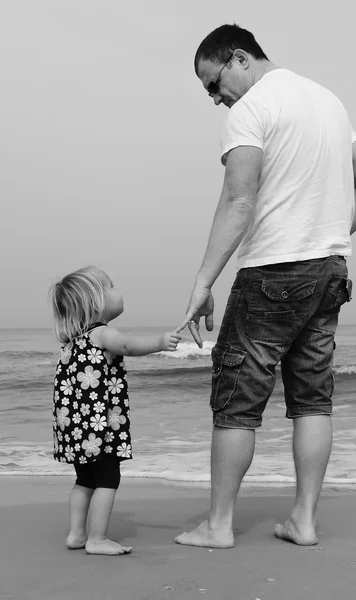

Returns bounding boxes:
[102,285,124,322]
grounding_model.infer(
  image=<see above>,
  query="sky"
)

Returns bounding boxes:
[0,0,355,329]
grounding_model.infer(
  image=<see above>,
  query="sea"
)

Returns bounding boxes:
[0,326,355,487]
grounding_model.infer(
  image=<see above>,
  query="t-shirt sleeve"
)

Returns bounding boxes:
[220,99,268,166]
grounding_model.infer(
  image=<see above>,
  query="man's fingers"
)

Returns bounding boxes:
[177,308,198,332]
[188,321,202,348]
[176,314,194,333]
[205,312,214,332]
[188,323,203,348]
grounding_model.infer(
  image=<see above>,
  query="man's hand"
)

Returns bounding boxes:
[178,283,214,348]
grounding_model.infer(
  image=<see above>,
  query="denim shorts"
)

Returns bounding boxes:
[211,256,352,429]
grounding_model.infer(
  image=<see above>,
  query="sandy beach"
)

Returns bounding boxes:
[1,476,355,600]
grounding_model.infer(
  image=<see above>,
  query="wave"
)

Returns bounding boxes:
[130,365,211,378]
[1,343,356,365]
[1,440,355,486]
[0,378,53,391]
[0,344,215,361]
[1,345,355,379]
[0,350,56,360]
[333,365,356,375]
[0,469,355,487]
[273,363,356,376]
[156,341,215,359]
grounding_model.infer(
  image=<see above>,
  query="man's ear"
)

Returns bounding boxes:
[232,49,249,69]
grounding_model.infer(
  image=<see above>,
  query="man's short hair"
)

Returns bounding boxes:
[194,24,268,75]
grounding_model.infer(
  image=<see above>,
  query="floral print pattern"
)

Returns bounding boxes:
[53,323,132,464]
[77,365,101,389]
[108,407,127,430]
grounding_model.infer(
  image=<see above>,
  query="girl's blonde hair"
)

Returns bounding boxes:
[49,266,113,343]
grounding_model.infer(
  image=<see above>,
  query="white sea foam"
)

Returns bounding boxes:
[158,341,215,359]
[1,441,355,486]
[333,364,356,375]
[158,342,356,370]
[1,469,355,488]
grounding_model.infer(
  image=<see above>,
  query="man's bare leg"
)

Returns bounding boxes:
[275,415,332,545]
[175,425,255,548]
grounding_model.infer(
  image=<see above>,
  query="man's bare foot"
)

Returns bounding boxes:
[174,520,234,549]
[85,538,132,555]
[274,519,318,546]
[66,533,87,550]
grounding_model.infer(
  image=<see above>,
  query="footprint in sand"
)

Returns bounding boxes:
[142,580,203,600]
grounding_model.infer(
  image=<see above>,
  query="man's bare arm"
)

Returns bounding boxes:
[195,145,263,289]
[179,145,263,342]
[351,141,356,235]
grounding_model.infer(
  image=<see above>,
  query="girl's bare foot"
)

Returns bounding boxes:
[85,538,132,555]
[274,519,318,546]
[66,533,87,549]
[174,520,235,549]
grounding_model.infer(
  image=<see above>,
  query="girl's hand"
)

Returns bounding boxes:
[160,330,181,352]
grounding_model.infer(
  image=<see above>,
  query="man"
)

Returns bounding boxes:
[176,24,355,549]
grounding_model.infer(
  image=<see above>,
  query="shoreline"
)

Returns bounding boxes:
[1,472,355,489]
[1,473,355,505]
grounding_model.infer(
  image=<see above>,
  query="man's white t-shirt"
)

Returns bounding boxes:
[220,68,356,269]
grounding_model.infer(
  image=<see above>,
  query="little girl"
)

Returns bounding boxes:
[49,266,181,555]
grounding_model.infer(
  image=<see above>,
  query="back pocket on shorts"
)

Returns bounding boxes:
[210,345,246,413]
[244,277,317,343]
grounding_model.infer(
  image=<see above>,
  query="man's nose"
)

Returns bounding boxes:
[213,94,222,106]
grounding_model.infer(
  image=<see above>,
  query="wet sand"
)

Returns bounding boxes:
[0,476,355,600]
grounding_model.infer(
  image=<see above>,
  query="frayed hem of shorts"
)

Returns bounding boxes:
[286,412,333,419]
[213,418,261,430]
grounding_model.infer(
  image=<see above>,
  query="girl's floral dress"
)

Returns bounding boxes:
[53,323,132,465]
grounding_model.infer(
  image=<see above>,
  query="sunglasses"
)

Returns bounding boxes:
[207,52,234,96]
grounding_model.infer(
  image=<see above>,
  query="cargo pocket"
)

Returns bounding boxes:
[210,345,246,413]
